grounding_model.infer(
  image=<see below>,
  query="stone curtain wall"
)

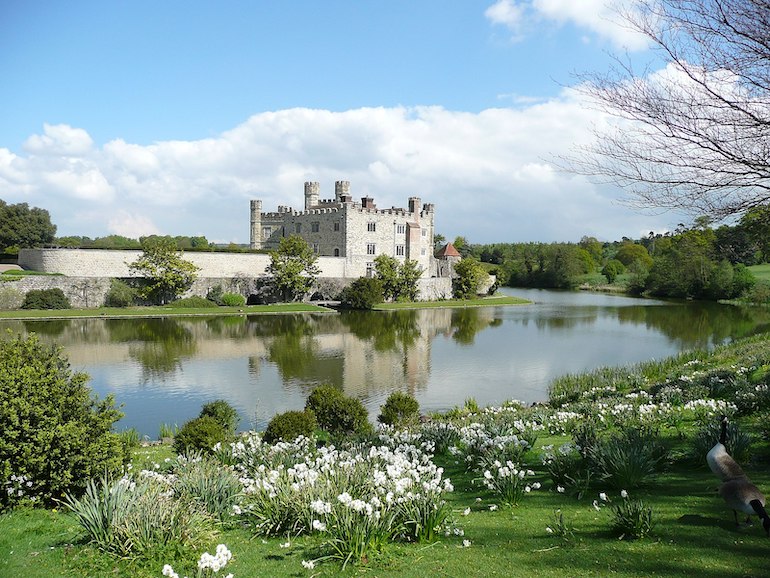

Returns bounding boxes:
[3,276,452,308]
[18,248,350,278]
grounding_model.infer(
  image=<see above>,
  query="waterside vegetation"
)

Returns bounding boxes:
[3,331,770,577]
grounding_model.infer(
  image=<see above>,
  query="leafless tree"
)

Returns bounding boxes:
[572,0,770,220]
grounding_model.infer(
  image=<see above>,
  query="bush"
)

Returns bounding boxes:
[206,284,224,305]
[340,277,384,309]
[173,416,228,454]
[378,391,420,427]
[305,384,373,437]
[221,292,246,307]
[0,286,23,309]
[0,334,125,509]
[200,399,240,435]
[168,296,218,308]
[262,410,317,444]
[589,427,667,488]
[691,419,752,465]
[21,287,70,309]
[104,279,137,307]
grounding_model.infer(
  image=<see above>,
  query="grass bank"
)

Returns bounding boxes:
[0,295,529,319]
[375,295,529,310]
[3,332,770,577]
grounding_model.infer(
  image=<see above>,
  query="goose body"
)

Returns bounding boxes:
[706,415,746,481]
[708,416,770,535]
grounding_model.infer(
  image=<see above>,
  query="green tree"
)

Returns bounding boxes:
[397,259,423,301]
[374,255,423,302]
[615,243,653,269]
[602,259,626,284]
[0,334,125,508]
[129,236,200,304]
[0,200,57,252]
[453,258,488,299]
[374,254,400,301]
[266,235,321,302]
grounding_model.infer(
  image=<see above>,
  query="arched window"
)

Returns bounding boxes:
[334,248,340,257]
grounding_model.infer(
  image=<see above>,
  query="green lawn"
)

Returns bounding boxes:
[0,303,334,320]
[375,295,529,310]
[2,457,768,578]
[749,263,770,282]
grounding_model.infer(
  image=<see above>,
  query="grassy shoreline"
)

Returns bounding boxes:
[0,295,529,320]
[3,331,770,577]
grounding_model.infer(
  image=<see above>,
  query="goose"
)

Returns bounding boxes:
[706,415,770,535]
[706,414,745,481]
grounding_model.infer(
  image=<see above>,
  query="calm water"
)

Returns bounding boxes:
[3,288,769,437]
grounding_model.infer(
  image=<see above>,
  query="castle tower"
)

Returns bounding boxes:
[335,180,350,202]
[250,200,262,249]
[304,181,320,209]
[408,197,422,220]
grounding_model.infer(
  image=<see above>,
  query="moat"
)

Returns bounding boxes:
[2,288,768,437]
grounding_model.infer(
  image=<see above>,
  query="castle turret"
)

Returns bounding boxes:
[335,180,350,202]
[304,181,320,209]
[250,200,262,249]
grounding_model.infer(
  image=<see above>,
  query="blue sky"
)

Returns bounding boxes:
[0,0,684,244]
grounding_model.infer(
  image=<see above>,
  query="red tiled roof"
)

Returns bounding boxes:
[436,243,461,257]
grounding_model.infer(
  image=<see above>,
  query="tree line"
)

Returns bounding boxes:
[466,206,770,301]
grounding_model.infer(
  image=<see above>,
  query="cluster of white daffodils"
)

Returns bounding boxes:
[162,544,233,578]
[4,474,34,500]
[225,432,454,548]
[450,422,531,469]
[481,460,541,506]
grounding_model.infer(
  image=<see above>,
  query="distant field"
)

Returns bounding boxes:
[749,263,770,281]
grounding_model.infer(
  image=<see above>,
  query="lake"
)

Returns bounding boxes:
[2,288,768,437]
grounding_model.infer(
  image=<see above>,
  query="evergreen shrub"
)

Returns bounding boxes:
[0,334,125,509]
[104,279,137,307]
[199,399,240,434]
[221,293,246,307]
[340,277,384,309]
[21,287,70,309]
[168,296,217,308]
[262,410,317,444]
[305,384,372,437]
[378,391,420,427]
[173,416,228,454]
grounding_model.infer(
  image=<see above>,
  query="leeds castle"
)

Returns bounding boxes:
[250,180,437,278]
[17,180,457,305]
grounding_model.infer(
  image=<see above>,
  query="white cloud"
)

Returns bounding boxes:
[0,97,679,244]
[23,123,94,156]
[486,0,649,51]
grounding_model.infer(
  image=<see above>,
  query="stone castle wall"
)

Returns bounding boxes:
[2,275,451,308]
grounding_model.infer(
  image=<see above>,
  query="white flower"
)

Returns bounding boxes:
[279,541,291,548]
[161,564,179,578]
[620,489,628,498]
[462,539,472,547]
[599,492,608,502]
[312,519,327,532]
[462,507,471,516]
[545,526,554,534]
[489,504,498,511]
[592,500,601,512]
[302,559,316,569]
[556,486,565,493]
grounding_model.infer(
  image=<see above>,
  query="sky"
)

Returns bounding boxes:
[0,0,687,245]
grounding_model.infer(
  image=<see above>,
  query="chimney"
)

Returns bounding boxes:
[361,197,376,209]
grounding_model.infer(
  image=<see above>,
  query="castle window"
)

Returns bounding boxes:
[367,243,376,255]
[367,222,376,232]
[334,248,340,257]
[421,248,427,256]
[262,226,272,238]
[295,223,302,234]
[334,222,340,232]
[396,244,405,256]
[312,243,320,254]
[421,228,427,237]
[311,222,320,232]
[396,224,406,235]
[366,262,375,277]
